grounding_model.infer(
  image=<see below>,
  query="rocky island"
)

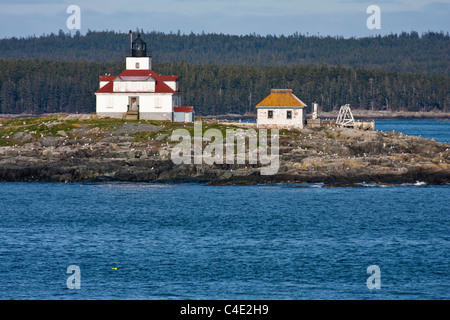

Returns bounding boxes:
[0,114,449,185]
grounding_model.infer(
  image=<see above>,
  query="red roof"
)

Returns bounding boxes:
[160,75,179,81]
[174,106,194,113]
[95,69,178,94]
[99,75,116,82]
[118,69,153,77]
[96,80,114,93]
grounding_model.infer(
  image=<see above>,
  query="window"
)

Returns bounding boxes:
[135,62,140,69]
[286,111,292,119]
[268,110,273,119]
[173,96,181,107]
[155,97,162,108]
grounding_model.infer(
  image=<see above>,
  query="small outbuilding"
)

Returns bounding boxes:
[173,106,195,122]
[256,89,307,129]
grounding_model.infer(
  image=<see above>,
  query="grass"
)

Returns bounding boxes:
[0,114,309,147]
[0,115,243,146]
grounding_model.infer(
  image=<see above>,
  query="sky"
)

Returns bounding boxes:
[0,0,449,39]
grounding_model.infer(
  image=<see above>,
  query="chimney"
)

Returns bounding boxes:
[129,30,132,54]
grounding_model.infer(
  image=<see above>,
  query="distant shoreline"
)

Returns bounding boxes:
[204,111,450,121]
[1,111,450,121]
[319,111,450,121]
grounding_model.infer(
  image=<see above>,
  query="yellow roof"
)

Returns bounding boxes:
[256,89,307,107]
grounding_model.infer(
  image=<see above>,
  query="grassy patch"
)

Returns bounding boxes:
[0,115,263,147]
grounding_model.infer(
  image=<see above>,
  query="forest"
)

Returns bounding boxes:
[0,59,448,116]
[0,30,449,115]
[0,30,449,75]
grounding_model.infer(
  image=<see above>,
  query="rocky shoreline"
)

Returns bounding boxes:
[0,114,449,185]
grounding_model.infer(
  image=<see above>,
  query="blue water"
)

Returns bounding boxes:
[242,119,450,143]
[375,120,450,144]
[0,120,449,300]
[0,182,448,300]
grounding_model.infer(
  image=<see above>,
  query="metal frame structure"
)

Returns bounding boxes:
[336,104,355,127]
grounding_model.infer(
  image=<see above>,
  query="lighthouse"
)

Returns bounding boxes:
[95,32,194,122]
[126,33,152,70]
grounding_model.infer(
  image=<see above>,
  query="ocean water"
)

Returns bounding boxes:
[0,120,448,300]
[375,120,450,144]
[242,118,450,143]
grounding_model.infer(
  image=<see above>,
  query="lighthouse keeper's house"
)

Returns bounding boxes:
[95,33,194,122]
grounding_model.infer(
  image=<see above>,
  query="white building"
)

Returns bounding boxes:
[95,33,194,121]
[256,89,307,129]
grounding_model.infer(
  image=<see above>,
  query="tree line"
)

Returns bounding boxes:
[0,59,448,116]
[0,30,448,76]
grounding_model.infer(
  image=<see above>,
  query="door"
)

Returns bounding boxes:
[129,97,139,112]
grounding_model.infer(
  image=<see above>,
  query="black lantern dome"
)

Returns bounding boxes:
[131,34,148,57]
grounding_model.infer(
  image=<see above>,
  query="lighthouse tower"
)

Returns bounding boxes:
[126,32,152,70]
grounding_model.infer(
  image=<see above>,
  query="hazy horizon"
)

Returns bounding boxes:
[0,0,448,39]
[3,28,449,41]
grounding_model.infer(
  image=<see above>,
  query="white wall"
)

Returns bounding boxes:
[257,108,305,128]
[113,81,155,92]
[96,94,128,114]
[96,93,173,113]
[164,81,178,91]
[139,94,173,113]
[125,57,151,70]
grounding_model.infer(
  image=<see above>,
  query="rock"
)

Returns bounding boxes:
[42,148,55,160]
[61,114,81,121]
[84,127,98,135]
[12,132,33,143]
[44,121,62,128]
[337,128,363,139]
[78,114,92,121]
[64,138,94,146]
[57,130,68,137]
[112,123,163,135]
[38,136,66,147]
[0,120,448,185]
[155,133,169,141]
[100,136,135,143]
[50,173,73,182]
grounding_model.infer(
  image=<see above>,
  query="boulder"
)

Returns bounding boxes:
[38,136,66,147]
[12,132,34,143]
